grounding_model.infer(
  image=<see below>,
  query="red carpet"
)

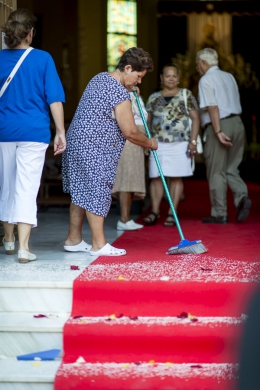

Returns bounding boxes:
[55,180,260,389]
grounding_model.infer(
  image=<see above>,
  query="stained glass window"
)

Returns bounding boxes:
[107,0,137,72]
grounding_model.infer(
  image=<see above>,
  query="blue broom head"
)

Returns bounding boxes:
[167,239,207,255]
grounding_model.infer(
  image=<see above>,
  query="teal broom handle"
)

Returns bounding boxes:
[133,91,185,241]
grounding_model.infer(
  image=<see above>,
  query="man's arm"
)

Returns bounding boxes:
[208,105,233,147]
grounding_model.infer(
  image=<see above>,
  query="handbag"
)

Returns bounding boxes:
[0,47,33,97]
[183,88,203,154]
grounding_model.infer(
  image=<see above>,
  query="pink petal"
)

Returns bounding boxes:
[70,265,80,270]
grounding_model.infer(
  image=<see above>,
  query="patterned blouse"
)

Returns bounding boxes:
[146,88,199,143]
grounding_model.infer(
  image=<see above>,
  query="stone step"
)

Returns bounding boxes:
[0,358,60,390]
[62,315,245,364]
[0,312,69,357]
[0,281,73,313]
[54,361,239,389]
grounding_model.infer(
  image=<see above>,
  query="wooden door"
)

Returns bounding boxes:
[0,0,17,49]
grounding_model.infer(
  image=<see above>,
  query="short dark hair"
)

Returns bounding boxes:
[116,47,154,72]
[2,8,37,48]
[161,63,179,75]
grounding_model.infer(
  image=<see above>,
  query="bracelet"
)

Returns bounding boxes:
[215,130,221,134]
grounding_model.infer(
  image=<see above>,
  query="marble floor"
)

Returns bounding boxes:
[0,204,142,389]
[0,205,127,285]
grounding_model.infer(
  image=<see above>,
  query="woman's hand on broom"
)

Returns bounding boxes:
[131,85,140,95]
[149,138,158,150]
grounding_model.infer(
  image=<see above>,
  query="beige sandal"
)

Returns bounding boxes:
[18,250,37,263]
[2,236,15,255]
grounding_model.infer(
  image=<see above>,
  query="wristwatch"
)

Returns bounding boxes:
[190,140,197,146]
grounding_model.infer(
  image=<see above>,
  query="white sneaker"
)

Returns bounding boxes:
[117,220,144,231]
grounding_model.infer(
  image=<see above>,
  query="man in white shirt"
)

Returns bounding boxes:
[196,48,251,223]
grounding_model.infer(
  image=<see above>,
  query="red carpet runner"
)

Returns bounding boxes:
[55,180,260,389]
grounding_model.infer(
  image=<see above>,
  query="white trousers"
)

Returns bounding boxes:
[0,142,48,227]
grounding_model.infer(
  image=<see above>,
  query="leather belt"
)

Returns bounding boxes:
[204,114,239,130]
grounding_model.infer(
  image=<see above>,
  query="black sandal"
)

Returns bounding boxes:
[143,211,160,225]
[164,214,176,227]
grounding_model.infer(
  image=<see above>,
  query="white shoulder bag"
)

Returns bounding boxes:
[0,47,34,98]
[183,88,203,154]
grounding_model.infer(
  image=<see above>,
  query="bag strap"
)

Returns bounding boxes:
[183,88,188,113]
[0,47,34,98]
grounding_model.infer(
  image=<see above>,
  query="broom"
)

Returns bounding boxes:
[133,91,207,255]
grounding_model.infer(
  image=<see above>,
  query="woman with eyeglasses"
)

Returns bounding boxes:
[0,8,66,263]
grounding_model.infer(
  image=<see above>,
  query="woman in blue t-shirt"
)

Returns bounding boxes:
[0,9,66,263]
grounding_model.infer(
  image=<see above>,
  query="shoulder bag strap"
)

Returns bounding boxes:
[0,47,34,98]
[182,88,188,113]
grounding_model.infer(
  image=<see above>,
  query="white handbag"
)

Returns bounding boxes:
[183,88,203,154]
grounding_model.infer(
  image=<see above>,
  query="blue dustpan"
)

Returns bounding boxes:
[17,348,61,361]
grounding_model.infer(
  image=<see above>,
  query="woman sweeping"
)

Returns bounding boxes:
[62,47,157,256]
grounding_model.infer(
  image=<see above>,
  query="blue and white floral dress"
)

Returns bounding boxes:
[62,72,130,217]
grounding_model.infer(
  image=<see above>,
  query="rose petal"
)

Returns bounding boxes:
[34,314,47,318]
[191,318,198,322]
[134,361,141,365]
[191,365,202,368]
[177,312,188,319]
[115,313,124,318]
[70,265,80,270]
[200,267,213,271]
[129,316,138,321]
[73,315,83,319]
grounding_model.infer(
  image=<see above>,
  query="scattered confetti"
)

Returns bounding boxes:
[32,362,41,367]
[160,276,170,281]
[165,362,174,366]
[149,360,155,365]
[76,356,86,363]
[109,314,116,320]
[118,276,127,281]
[122,364,130,368]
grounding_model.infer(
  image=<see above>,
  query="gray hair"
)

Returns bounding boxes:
[196,48,218,66]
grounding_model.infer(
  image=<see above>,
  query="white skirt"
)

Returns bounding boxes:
[149,141,193,178]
